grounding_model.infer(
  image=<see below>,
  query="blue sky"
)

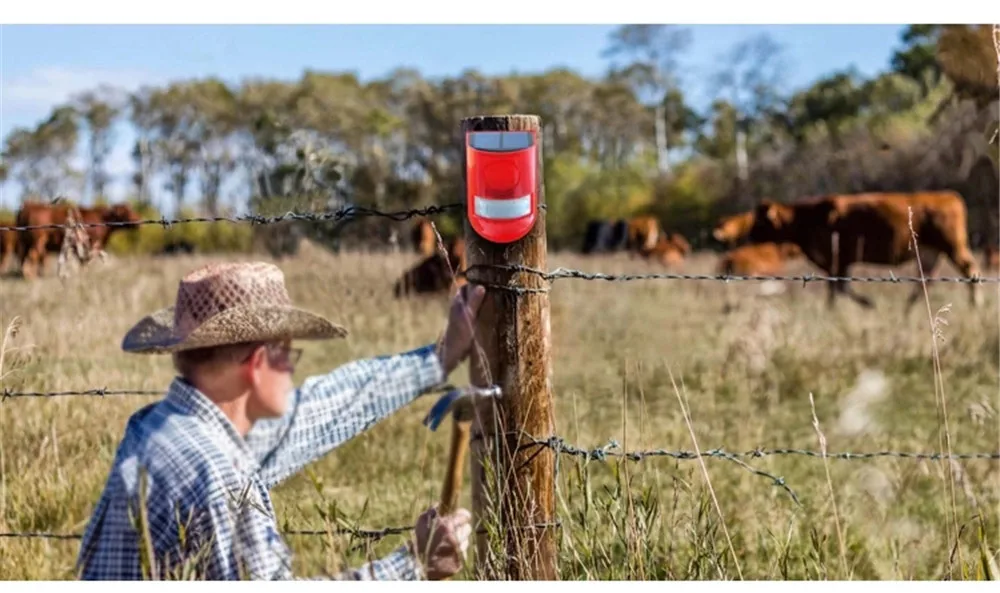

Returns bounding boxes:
[1,24,908,210]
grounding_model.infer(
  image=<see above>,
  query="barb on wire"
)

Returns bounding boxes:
[464,264,1000,288]
[1,387,163,401]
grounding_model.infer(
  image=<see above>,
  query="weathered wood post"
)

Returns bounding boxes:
[461,114,557,580]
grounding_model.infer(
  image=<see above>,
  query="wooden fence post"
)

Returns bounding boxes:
[461,114,558,580]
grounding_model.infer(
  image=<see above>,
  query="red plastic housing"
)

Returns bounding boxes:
[465,130,538,244]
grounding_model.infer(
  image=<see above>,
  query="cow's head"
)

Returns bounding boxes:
[747,200,793,243]
[712,211,754,245]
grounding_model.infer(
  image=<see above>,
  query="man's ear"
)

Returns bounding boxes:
[243,345,266,381]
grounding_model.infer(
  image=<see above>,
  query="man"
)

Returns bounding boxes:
[76,261,486,580]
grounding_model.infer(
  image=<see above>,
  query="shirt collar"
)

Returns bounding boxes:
[164,376,261,475]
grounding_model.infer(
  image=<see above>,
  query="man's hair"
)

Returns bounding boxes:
[172,341,265,379]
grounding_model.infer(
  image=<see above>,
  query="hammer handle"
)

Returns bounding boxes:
[440,417,472,515]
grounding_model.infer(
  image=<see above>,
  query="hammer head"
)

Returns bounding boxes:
[422,385,502,431]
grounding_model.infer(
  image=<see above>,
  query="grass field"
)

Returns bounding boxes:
[1,240,998,580]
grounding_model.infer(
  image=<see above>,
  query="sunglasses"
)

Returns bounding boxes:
[241,343,303,367]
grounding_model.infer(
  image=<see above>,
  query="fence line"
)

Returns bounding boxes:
[5,194,999,574]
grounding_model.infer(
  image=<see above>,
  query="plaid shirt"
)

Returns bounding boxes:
[76,343,445,580]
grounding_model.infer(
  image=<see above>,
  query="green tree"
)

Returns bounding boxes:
[602,24,693,174]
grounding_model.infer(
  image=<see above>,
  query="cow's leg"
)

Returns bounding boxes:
[832,262,875,310]
[943,245,983,309]
[23,235,46,280]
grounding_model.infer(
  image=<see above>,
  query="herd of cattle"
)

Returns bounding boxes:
[393,190,998,311]
[2,191,997,311]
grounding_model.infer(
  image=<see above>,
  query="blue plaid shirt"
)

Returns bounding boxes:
[76,343,445,580]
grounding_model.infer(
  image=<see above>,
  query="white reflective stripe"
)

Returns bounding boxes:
[474,195,532,219]
[468,131,534,151]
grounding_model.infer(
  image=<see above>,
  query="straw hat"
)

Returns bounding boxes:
[121,261,347,354]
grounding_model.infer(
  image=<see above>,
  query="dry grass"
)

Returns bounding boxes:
[0,242,998,580]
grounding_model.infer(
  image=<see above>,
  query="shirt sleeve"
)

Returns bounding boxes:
[246,343,446,488]
[297,543,424,581]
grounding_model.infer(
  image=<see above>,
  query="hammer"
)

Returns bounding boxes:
[422,384,502,515]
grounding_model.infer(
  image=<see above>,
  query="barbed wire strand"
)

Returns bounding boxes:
[529,437,1000,462]
[464,264,1000,287]
[0,203,546,233]
[2,388,163,400]
[0,521,562,543]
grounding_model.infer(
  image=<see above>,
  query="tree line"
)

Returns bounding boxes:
[1,24,997,253]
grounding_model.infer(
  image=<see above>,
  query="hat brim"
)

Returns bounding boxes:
[121,304,349,354]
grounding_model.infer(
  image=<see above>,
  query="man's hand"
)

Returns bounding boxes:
[412,506,473,580]
[436,284,487,376]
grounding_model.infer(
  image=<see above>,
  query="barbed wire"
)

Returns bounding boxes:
[0,204,454,232]
[0,525,411,542]
[463,264,1000,288]
[1,387,162,401]
[0,203,545,232]
[0,521,562,543]
[0,382,483,401]
[527,437,1000,463]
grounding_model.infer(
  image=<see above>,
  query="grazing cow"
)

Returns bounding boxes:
[626,216,661,254]
[393,236,468,298]
[0,215,17,274]
[639,232,691,267]
[717,242,803,277]
[746,192,982,310]
[411,219,437,257]
[712,211,756,246]
[16,201,141,279]
[581,219,629,254]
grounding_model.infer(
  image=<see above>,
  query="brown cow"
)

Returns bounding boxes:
[410,219,437,257]
[717,242,803,277]
[16,201,141,279]
[746,192,982,310]
[712,211,755,246]
[626,216,660,254]
[0,215,17,274]
[393,236,468,298]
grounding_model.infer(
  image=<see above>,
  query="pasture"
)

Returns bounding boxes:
[0,242,998,580]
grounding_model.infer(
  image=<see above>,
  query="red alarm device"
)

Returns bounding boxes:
[465,129,538,244]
